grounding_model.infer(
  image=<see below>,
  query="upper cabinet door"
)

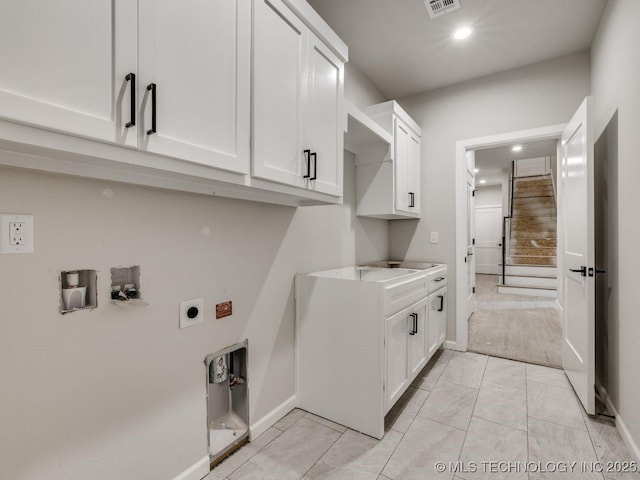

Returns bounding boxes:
[305,34,343,196]
[407,130,421,215]
[394,119,411,213]
[0,0,137,147]
[252,0,308,188]
[138,0,250,174]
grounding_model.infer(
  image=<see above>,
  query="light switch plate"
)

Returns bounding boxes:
[0,214,34,253]
[430,231,439,244]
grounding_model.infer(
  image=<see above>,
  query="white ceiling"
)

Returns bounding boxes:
[474,138,558,186]
[307,0,607,99]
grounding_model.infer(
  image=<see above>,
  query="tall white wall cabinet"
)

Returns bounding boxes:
[353,101,422,219]
[0,0,347,208]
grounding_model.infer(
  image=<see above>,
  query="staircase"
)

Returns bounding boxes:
[499,174,558,297]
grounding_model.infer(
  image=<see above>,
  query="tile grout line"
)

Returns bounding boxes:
[456,354,489,464]
[298,426,347,480]
[216,426,284,479]
[379,350,456,478]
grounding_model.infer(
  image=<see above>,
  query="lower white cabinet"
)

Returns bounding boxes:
[296,264,446,439]
[385,297,428,409]
[427,287,447,358]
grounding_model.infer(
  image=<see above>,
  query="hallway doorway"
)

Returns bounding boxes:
[468,273,562,367]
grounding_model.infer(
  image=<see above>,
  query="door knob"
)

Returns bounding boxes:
[569,266,587,277]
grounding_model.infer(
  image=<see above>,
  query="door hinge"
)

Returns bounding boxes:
[472,189,476,197]
[472,286,476,293]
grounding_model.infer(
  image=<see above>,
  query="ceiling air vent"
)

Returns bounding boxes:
[424,0,461,19]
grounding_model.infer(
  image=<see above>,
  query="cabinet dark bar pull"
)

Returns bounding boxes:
[146,83,157,135]
[409,192,415,207]
[434,276,445,282]
[303,150,311,178]
[125,73,136,128]
[409,313,418,335]
[310,152,317,181]
[438,295,444,312]
[569,266,587,277]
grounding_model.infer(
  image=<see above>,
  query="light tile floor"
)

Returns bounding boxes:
[205,351,639,480]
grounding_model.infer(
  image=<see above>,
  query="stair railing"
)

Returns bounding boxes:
[501,162,516,284]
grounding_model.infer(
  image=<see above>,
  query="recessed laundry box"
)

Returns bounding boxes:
[204,340,249,467]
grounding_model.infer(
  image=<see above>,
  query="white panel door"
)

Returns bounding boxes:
[394,119,411,213]
[305,34,343,196]
[138,0,250,173]
[407,299,428,378]
[385,309,408,409]
[427,293,439,359]
[252,0,307,188]
[436,289,447,346]
[0,0,137,146]
[408,132,421,215]
[561,97,595,414]
[475,206,503,275]
[466,152,476,319]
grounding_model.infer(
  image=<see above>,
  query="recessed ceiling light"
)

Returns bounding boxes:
[512,145,523,152]
[453,26,473,40]
[474,168,479,173]
[478,179,486,184]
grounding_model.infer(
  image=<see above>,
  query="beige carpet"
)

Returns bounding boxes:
[468,274,562,368]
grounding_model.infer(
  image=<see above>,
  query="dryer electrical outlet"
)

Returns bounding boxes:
[0,214,34,253]
[179,298,204,329]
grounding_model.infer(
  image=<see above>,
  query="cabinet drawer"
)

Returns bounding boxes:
[427,269,447,293]
[384,274,429,317]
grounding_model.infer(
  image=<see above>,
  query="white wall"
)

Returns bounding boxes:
[474,185,502,207]
[388,52,591,341]
[0,66,388,479]
[591,0,640,457]
[344,62,386,109]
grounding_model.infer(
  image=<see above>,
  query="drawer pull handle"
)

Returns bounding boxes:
[409,313,418,335]
[146,83,157,135]
[409,192,415,207]
[434,276,445,282]
[438,295,444,312]
[303,150,311,179]
[310,152,317,181]
[125,73,136,128]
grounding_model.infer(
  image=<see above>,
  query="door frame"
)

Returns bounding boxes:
[453,124,566,351]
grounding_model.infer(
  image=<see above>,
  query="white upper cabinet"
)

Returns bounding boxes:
[252,0,346,197]
[137,0,251,173]
[0,0,138,147]
[356,101,422,219]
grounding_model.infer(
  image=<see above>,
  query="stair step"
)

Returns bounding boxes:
[510,238,557,248]
[510,246,557,256]
[510,229,557,238]
[514,190,555,199]
[512,207,557,216]
[502,264,557,276]
[511,219,557,229]
[513,197,555,207]
[514,175,553,185]
[502,275,557,288]
[507,255,557,266]
[497,284,557,298]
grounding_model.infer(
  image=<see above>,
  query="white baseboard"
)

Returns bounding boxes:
[595,377,640,463]
[172,455,210,480]
[250,394,297,439]
[445,340,464,352]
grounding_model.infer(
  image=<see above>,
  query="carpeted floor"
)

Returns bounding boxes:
[468,274,562,368]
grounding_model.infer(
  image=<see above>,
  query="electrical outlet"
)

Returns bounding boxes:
[430,231,439,244]
[0,214,34,253]
[179,298,204,329]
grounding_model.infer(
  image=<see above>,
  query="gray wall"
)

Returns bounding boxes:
[0,67,387,479]
[591,0,640,454]
[389,52,591,340]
